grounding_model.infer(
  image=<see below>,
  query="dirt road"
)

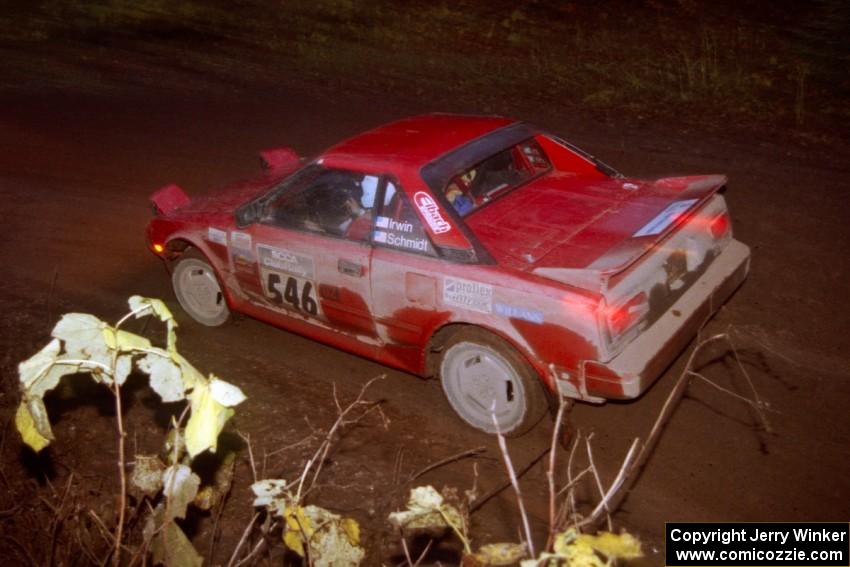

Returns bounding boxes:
[2,82,849,563]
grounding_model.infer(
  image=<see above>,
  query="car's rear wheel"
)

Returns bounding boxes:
[171,250,230,326]
[439,328,548,436]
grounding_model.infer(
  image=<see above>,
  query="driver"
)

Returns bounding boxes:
[445,169,475,215]
[338,175,377,241]
[301,174,376,240]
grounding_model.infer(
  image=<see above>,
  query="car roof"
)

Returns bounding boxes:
[322,114,515,169]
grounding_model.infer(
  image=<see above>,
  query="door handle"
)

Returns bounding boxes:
[338,259,364,277]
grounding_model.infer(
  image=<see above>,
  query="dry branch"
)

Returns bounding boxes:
[573,330,772,531]
[407,447,487,483]
[297,375,386,501]
[546,399,569,551]
[491,405,535,558]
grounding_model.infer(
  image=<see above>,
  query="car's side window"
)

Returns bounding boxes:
[263,167,378,243]
[373,181,437,257]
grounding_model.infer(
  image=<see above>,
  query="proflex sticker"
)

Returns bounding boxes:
[413,192,451,234]
[443,277,493,314]
[494,302,544,324]
[633,199,698,238]
[207,227,227,245]
[257,245,315,280]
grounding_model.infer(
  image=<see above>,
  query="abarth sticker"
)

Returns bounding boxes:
[633,199,698,237]
[494,302,544,324]
[257,245,315,280]
[413,192,451,234]
[443,277,493,313]
[207,227,227,245]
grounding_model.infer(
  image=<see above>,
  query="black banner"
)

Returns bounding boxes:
[666,523,849,566]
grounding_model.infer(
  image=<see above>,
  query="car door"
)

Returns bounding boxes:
[369,180,453,366]
[233,166,380,341]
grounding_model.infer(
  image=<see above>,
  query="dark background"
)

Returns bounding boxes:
[1,1,848,565]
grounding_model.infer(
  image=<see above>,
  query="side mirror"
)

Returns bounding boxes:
[235,200,263,228]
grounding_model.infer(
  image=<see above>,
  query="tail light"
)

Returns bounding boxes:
[602,292,649,340]
[709,212,730,239]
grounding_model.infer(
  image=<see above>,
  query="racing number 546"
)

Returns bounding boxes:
[267,273,318,315]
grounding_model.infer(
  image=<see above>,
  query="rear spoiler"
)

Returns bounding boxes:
[533,174,727,292]
[259,146,300,172]
[150,184,190,216]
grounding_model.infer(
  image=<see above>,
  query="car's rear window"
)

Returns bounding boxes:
[441,138,551,217]
[420,123,553,217]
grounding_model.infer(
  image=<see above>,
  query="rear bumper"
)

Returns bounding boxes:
[556,238,750,400]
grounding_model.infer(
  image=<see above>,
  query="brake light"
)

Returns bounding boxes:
[709,212,730,239]
[152,243,164,254]
[602,292,649,338]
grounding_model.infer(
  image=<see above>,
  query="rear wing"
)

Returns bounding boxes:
[533,175,727,292]
[150,184,190,216]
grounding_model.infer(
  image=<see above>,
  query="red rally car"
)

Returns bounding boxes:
[146,114,750,435]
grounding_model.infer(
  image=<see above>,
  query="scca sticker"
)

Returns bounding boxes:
[257,245,315,280]
[413,192,451,234]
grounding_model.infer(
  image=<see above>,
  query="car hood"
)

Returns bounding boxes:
[465,172,725,274]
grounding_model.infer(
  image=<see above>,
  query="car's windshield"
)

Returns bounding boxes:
[442,138,551,216]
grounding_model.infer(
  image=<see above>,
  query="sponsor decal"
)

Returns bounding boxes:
[229,231,253,263]
[261,270,320,316]
[257,245,315,280]
[443,277,493,313]
[633,199,698,237]
[494,302,544,324]
[207,227,227,245]
[413,192,451,234]
[374,230,429,252]
[230,231,252,250]
[375,216,414,233]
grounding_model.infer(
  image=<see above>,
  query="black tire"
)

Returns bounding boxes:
[171,249,231,327]
[438,327,548,436]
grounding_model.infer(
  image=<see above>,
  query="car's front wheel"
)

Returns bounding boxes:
[171,250,230,326]
[439,328,548,436]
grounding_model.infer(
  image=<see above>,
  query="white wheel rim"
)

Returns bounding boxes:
[441,341,526,433]
[175,260,227,321]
